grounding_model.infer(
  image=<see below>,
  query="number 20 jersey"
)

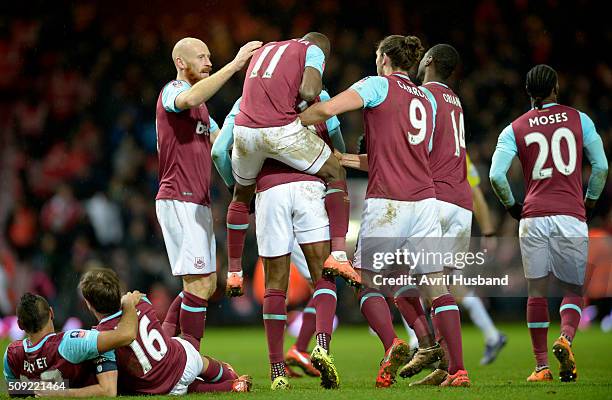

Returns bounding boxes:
[512,104,585,220]
[95,301,187,395]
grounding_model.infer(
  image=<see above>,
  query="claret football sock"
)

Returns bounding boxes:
[313,277,337,351]
[394,288,435,348]
[180,291,207,351]
[263,289,288,369]
[432,294,464,374]
[560,295,583,344]
[162,291,183,337]
[325,180,349,253]
[295,297,316,352]
[226,201,250,273]
[527,297,549,367]
[201,357,238,382]
[359,288,397,351]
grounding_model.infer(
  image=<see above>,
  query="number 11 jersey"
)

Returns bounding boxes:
[95,300,187,395]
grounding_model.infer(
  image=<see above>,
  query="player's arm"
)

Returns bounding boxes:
[211,98,241,188]
[466,155,496,236]
[209,117,220,144]
[37,371,118,398]
[580,112,609,217]
[489,125,521,219]
[337,152,368,171]
[299,45,325,102]
[300,76,388,126]
[472,186,496,236]
[96,291,143,353]
[174,41,262,110]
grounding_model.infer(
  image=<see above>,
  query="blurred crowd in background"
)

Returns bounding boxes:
[0,0,610,334]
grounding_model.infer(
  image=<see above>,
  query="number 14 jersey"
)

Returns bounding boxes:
[95,301,187,395]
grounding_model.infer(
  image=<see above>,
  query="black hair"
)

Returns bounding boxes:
[17,293,50,334]
[378,35,424,72]
[429,44,460,80]
[526,64,558,109]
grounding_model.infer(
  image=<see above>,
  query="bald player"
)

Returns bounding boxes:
[155,37,261,352]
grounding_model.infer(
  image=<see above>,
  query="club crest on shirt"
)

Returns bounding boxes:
[194,257,205,269]
[195,120,210,135]
[70,330,86,338]
[172,80,184,88]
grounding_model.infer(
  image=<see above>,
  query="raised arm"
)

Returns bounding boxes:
[174,41,262,110]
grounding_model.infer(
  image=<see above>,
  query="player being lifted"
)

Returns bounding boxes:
[4,292,142,397]
[490,65,608,382]
[300,35,470,388]
[212,91,344,389]
[155,37,261,351]
[225,33,359,297]
[80,268,251,395]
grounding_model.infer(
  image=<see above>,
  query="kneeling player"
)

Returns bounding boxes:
[490,64,608,382]
[79,267,251,394]
[4,292,142,397]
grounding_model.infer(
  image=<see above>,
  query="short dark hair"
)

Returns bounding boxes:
[526,64,558,109]
[17,293,50,334]
[378,35,424,71]
[429,44,460,80]
[79,267,122,314]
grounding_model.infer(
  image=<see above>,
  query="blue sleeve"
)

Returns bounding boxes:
[495,124,518,156]
[305,45,325,75]
[161,80,191,113]
[584,135,609,200]
[580,112,599,147]
[489,131,517,207]
[58,329,101,364]
[350,76,389,108]
[211,98,240,187]
[94,350,117,374]
[3,347,15,380]
[420,86,437,153]
[319,90,342,135]
[210,116,219,133]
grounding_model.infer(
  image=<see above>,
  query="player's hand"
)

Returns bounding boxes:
[585,197,597,221]
[232,41,263,71]
[506,202,523,221]
[121,291,144,308]
[334,150,343,161]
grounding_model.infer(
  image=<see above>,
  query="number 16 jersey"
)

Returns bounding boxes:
[95,300,187,395]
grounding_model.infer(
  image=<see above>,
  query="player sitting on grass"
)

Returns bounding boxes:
[4,291,141,397]
[79,267,252,395]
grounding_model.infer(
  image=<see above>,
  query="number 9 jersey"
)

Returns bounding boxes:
[499,103,594,221]
[95,300,188,395]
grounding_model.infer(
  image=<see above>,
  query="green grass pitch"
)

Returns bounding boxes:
[1,323,611,399]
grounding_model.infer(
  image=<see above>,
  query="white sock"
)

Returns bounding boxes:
[461,294,500,345]
[331,251,348,261]
[402,315,419,349]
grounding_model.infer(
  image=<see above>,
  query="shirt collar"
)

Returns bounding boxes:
[99,310,123,324]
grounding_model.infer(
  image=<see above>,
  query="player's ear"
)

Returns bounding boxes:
[175,56,186,70]
[425,55,433,67]
[49,307,54,322]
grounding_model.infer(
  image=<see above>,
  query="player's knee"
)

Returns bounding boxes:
[182,274,216,300]
[233,183,256,203]
[318,154,343,182]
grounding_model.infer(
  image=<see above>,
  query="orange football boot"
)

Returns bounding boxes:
[553,336,577,382]
[226,272,244,297]
[323,254,362,288]
[375,338,411,388]
[440,369,471,387]
[285,345,320,377]
[526,368,553,382]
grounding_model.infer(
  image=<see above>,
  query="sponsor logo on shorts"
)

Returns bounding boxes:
[194,257,205,269]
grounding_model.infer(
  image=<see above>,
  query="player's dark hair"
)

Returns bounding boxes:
[378,35,424,72]
[429,44,460,80]
[526,64,558,109]
[17,293,50,334]
[79,267,122,315]
[303,32,330,59]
